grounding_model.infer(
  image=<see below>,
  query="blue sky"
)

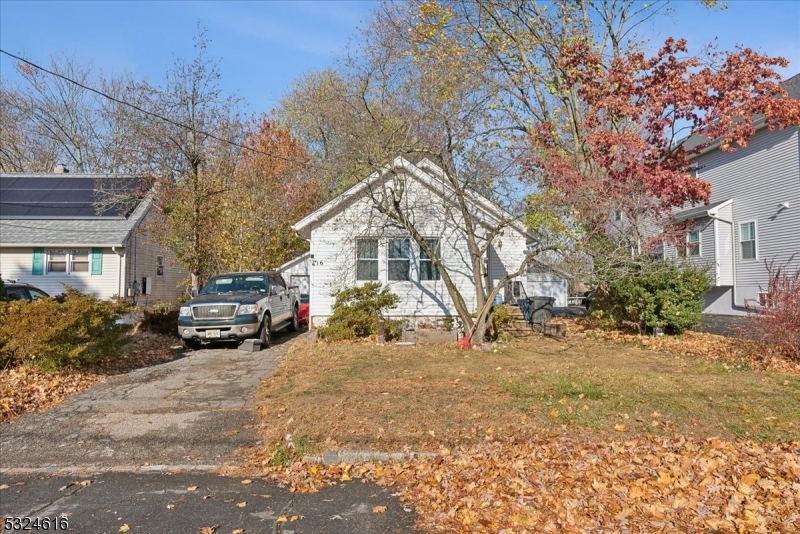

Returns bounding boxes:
[1,1,798,117]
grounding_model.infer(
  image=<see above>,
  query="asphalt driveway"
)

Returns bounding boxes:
[1,335,298,472]
[0,332,417,532]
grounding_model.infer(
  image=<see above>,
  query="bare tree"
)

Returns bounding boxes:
[141,28,244,290]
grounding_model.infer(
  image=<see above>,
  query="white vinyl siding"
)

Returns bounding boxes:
[305,169,534,326]
[1,247,119,299]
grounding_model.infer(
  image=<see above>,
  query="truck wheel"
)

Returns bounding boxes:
[260,315,272,348]
[183,338,202,351]
[288,305,299,332]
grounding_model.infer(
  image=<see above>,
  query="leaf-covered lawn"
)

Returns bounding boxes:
[253,328,800,532]
[0,333,182,423]
[257,331,800,452]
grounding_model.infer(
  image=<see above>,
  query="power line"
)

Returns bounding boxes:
[0,48,303,166]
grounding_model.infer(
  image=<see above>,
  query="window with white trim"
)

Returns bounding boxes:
[388,238,411,281]
[47,250,68,273]
[46,249,92,274]
[740,221,757,260]
[356,239,379,281]
[419,238,441,281]
[687,229,700,257]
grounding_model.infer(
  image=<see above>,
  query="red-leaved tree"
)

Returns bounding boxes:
[528,38,800,255]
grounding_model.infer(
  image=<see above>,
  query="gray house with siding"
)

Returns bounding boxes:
[669,73,800,315]
[0,171,186,304]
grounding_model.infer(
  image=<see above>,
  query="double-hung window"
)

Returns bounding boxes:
[388,238,411,281]
[687,229,700,257]
[47,250,68,273]
[740,221,757,260]
[70,250,90,272]
[41,249,99,275]
[419,238,440,281]
[49,249,90,273]
[356,239,379,281]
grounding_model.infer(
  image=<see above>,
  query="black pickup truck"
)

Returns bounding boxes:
[178,271,300,350]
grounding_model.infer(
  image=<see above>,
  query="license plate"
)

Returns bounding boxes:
[205,329,221,339]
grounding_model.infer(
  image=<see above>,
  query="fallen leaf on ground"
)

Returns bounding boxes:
[373,505,387,514]
[119,526,130,533]
[236,501,246,508]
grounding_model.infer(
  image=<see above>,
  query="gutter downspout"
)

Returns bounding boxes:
[112,246,124,299]
[709,214,737,308]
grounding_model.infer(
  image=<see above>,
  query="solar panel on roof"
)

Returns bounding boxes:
[0,175,145,219]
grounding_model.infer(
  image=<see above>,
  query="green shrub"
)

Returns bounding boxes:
[318,282,401,341]
[593,260,711,335]
[142,301,180,336]
[0,287,133,370]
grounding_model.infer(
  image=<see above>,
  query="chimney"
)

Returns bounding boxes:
[53,164,70,173]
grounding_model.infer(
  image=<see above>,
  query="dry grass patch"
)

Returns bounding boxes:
[256,333,800,457]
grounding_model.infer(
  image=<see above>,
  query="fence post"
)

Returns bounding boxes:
[377,319,385,345]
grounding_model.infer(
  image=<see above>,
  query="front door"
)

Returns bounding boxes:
[504,280,524,304]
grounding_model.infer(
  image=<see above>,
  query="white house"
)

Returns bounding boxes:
[0,171,186,304]
[667,73,800,315]
[291,157,542,327]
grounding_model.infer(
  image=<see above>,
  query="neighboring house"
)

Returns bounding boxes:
[291,157,541,327]
[526,259,570,307]
[502,258,570,307]
[667,73,800,315]
[0,170,186,304]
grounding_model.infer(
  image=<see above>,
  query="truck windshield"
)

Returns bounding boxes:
[199,275,267,295]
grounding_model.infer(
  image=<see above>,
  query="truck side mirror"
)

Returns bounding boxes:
[191,289,199,298]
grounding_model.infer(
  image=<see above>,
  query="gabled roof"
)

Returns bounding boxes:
[673,199,733,222]
[277,251,311,273]
[292,157,537,242]
[0,173,151,247]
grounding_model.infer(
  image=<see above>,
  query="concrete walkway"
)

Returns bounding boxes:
[0,332,416,532]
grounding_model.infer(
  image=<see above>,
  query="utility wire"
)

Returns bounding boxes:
[0,48,304,166]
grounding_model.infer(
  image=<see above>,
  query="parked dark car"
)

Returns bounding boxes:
[2,280,50,301]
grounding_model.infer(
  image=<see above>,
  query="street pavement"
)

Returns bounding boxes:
[0,331,416,533]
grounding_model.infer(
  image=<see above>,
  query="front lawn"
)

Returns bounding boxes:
[257,333,800,451]
[254,330,800,533]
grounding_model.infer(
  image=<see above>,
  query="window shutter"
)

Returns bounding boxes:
[91,248,103,275]
[32,248,44,275]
